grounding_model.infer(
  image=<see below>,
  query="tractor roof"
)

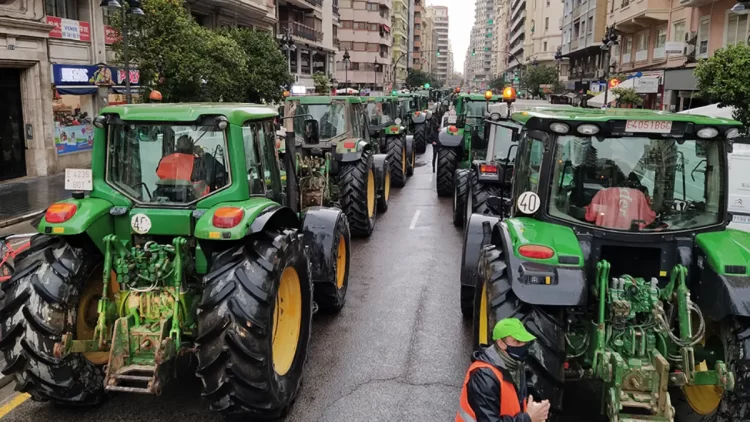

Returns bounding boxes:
[459,93,503,102]
[285,96,363,105]
[366,96,399,102]
[511,108,742,126]
[100,103,277,126]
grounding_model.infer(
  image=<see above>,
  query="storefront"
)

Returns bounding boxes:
[662,68,710,112]
[51,64,140,156]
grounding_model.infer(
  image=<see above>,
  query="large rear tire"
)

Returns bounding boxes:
[459,214,499,319]
[473,244,566,411]
[196,229,313,419]
[436,148,458,197]
[453,169,470,227]
[414,124,427,154]
[302,209,351,314]
[467,170,504,219]
[0,236,105,406]
[339,151,377,237]
[386,136,407,188]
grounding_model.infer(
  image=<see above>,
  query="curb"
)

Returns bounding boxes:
[0,210,45,229]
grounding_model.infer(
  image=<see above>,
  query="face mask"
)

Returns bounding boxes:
[505,343,530,362]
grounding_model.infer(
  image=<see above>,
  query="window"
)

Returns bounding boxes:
[353,42,366,51]
[366,43,379,52]
[698,16,710,58]
[672,20,685,42]
[544,41,548,51]
[415,24,421,30]
[313,52,326,74]
[342,20,353,29]
[726,12,748,46]
[366,2,379,10]
[241,124,266,195]
[511,133,545,201]
[45,0,78,20]
[368,23,379,31]
[339,41,353,50]
[622,0,629,7]
[547,0,550,5]
[353,1,366,8]
[545,17,549,30]
[290,50,298,73]
[636,31,648,61]
[654,27,667,58]
[588,17,593,33]
[300,49,311,74]
[354,21,367,30]
[622,36,632,63]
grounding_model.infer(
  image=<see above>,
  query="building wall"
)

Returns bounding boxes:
[336,0,392,89]
[391,0,408,85]
[423,6,434,73]
[433,6,450,81]
[525,0,562,65]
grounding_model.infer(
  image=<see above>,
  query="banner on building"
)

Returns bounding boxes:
[47,16,91,42]
[52,64,141,87]
[55,124,94,155]
[104,25,119,45]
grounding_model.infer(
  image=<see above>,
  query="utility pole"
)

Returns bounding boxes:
[600,26,619,108]
[101,0,144,104]
[280,26,295,81]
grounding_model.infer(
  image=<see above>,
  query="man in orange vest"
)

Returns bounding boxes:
[457,318,550,422]
[156,135,210,197]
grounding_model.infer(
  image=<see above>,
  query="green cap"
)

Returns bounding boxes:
[492,318,536,342]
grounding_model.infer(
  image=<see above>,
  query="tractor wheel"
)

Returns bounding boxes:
[453,169,470,227]
[414,124,427,154]
[196,229,313,419]
[406,139,416,177]
[0,236,106,406]
[436,148,458,197]
[473,244,566,412]
[671,317,750,421]
[339,151,377,237]
[459,213,500,319]
[386,136,407,188]
[376,156,391,213]
[466,170,503,221]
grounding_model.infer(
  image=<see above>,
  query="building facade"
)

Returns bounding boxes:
[507,0,527,73]
[336,0,390,91]
[422,5,435,73]
[492,0,511,77]
[391,0,408,85]
[433,5,450,82]
[411,0,423,70]
[559,0,607,94]
[524,0,563,67]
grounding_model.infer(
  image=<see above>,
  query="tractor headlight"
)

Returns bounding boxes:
[490,112,501,121]
[215,116,229,130]
[550,122,570,134]
[726,127,741,139]
[577,124,600,135]
[395,118,402,125]
[697,127,719,138]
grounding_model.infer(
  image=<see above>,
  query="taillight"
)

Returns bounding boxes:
[213,207,244,229]
[448,125,458,133]
[390,126,399,133]
[518,245,555,259]
[343,141,356,149]
[45,203,77,223]
[480,164,498,173]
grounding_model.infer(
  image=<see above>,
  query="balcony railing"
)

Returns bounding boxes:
[333,5,339,15]
[303,0,323,6]
[282,21,323,42]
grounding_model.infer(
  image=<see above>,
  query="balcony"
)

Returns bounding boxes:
[679,0,713,6]
[304,0,323,6]
[611,0,670,34]
[333,5,339,15]
[281,20,323,42]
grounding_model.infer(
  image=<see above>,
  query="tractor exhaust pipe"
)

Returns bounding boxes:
[284,129,299,213]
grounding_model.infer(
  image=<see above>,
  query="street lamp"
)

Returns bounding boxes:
[600,26,619,108]
[343,49,351,90]
[101,0,144,104]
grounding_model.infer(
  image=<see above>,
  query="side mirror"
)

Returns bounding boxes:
[303,119,319,144]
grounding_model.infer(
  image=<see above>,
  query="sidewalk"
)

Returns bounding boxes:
[0,174,68,228]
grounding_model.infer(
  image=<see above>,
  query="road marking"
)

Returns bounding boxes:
[409,210,421,229]
[0,393,29,418]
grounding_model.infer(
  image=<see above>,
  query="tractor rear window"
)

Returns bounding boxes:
[366,102,393,126]
[548,135,723,231]
[106,124,230,204]
[290,102,347,141]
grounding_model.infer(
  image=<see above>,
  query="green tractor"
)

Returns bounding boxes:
[397,92,433,154]
[284,95,391,237]
[0,104,352,419]
[464,107,749,421]
[436,91,512,198]
[365,96,416,187]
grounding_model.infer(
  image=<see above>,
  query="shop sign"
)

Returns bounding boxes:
[634,77,660,94]
[46,16,91,42]
[104,25,119,45]
[55,124,94,155]
[53,64,140,87]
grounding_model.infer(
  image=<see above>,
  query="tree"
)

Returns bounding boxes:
[313,72,331,94]
[110,0,249,103]
[519,65,558,97]
[695,43,750,126]
[405,69,443,89]
[221,27,294,103]
[612,87,643,107]
[489,77,509,91]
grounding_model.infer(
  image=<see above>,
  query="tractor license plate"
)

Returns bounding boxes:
[733,214,750,224]
[65,168,93,191]
[625,120,673,134]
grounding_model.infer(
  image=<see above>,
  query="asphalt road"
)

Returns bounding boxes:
[0,144,472,421]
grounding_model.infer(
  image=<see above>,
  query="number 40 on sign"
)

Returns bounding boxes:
[517,191,540,214]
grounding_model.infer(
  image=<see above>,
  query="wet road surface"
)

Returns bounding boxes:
[0,144,473,421]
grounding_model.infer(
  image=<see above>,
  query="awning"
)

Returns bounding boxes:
[678,103,735,119]
[55,86,98,95]
[587,78,637,107]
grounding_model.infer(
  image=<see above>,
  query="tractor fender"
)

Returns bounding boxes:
[335,139,368,163]
[439,128,464,148]
[405,135,414,158]
[693,231,750,319]
[301,206,348,284]
[424,110,433,120]
[412,114,427,124]
[461,213,502,288]
[248,205,300,234]
[495,221,588,306]
[372,153,389,194]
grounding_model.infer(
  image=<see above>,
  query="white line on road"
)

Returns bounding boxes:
[409,210,421,230]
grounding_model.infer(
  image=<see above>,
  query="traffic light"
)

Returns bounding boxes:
[437,48,442,56]
[424,83,430,89]
[472,48,476,56]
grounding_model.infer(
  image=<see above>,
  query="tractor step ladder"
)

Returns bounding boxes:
[106,364,159,394]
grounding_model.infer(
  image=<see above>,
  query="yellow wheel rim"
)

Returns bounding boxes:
[401,149,407,174]
[683,327,723,414]
[384,170,391,201]
[478,283,488,346]
[367,169,375,218]
[272,267,302,376]
[336,235,346,289]
[76,270,119,365]
[411,149,416,167]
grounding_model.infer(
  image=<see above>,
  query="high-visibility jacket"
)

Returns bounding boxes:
[156,153,209,197]
[456,361,526,422]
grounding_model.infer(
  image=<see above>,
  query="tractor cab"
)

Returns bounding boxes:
[365,96,401,139]
[397,92,432,154]
[463,107,750,422]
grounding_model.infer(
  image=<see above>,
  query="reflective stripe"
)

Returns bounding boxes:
[456,407,477,422]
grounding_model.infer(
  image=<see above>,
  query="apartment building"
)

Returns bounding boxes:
[335,0,391,90]
[469,0,494,86]
[559,0,607,93]
[433,5,450,82]
[280,0,340,92]
[465,24,481,85]
[493,0,511,76]
[391,0,408,85]
[507,0,527,73]
[412,0,424,70]
[423,6,435,73]
[524,0,563,67]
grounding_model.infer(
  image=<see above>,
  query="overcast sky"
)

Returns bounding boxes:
[427,0,473,73]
